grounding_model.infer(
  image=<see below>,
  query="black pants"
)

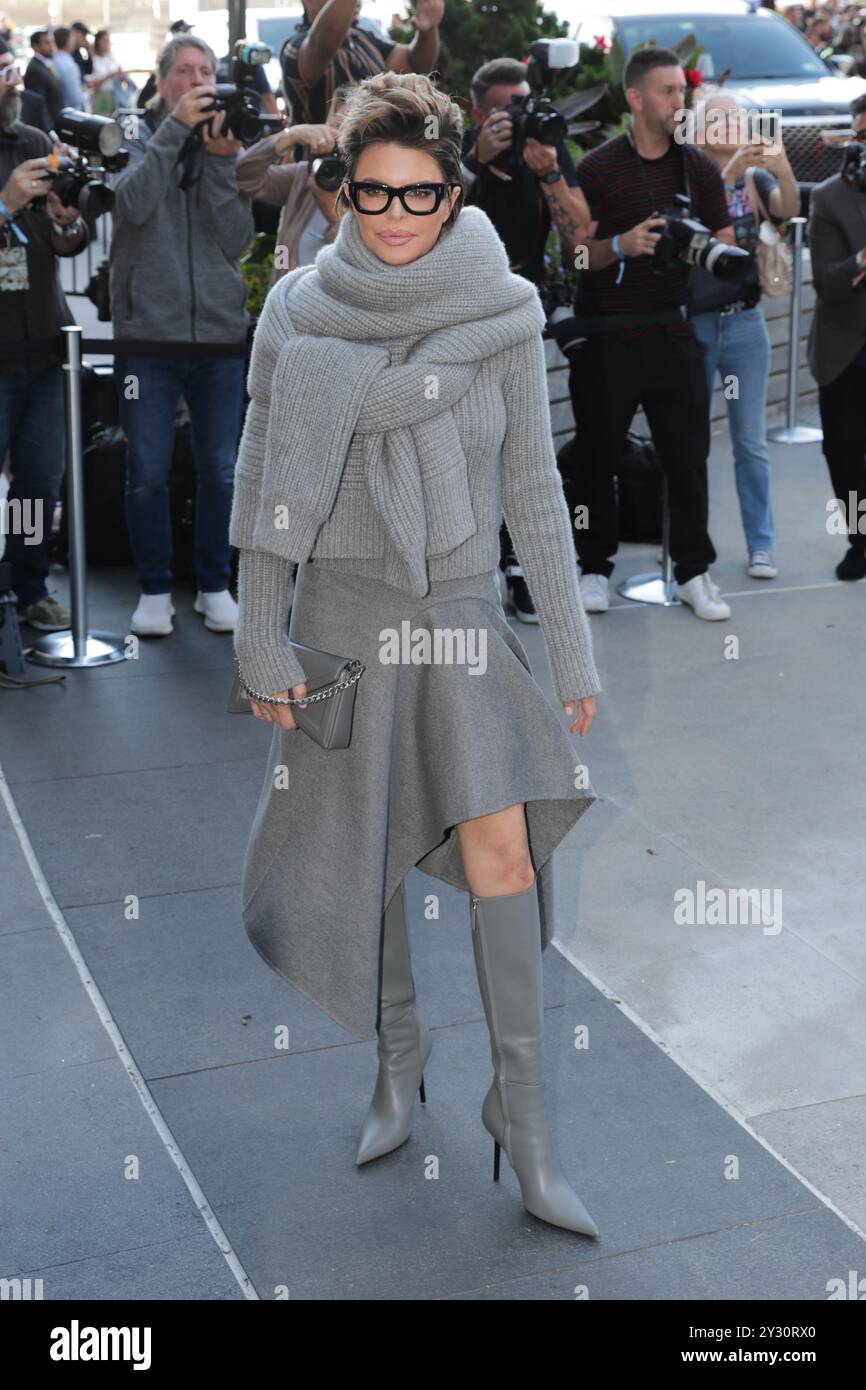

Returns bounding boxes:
[565,325,716,584]
[818,358,866,554]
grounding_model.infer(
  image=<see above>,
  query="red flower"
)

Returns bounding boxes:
[685,68,703,88]
[593,34,609,51]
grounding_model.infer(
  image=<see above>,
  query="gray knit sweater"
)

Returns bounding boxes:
[231,209,601,704]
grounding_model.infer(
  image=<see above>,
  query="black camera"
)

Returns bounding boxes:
[485,37,587,174]
[842,139,866,189]
[41,109,128,216]
[651,193,759,293]
[497,93,567,161]
[201,40,283,147]
[308,149,344,192]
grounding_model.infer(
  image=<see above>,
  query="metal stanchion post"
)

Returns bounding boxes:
[616,472,682,606]
[768,215,822,444]
[26,326,126,668]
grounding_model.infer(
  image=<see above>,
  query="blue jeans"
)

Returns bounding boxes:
[690,305,775,553]
[114,354,245,594]
[0,364,67,608]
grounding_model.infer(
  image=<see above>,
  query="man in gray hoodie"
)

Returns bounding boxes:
[109,33,255,637]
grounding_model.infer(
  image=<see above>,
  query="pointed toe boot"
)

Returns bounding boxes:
[470,876,600,1238]
[355,879,432,1166]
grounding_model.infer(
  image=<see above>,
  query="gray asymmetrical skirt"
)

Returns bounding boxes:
[240,558,597,1039]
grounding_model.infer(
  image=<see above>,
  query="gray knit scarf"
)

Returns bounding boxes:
[257,203,545,596]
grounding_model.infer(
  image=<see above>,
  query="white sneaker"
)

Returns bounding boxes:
[580,573,610,613]
[131,592,175,636]
[194,588,238,632]
[676,572,731,620]
[748,549,778,579]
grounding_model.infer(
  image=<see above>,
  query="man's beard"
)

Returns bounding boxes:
[0,89,22,130]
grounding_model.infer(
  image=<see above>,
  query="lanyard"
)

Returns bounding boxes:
[625,124,692,218]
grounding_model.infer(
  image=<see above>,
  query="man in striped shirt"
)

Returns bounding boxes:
[567,46,735,622]
[281,0,442,126]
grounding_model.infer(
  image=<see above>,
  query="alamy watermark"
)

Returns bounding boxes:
[378,622,487,674]
[674,879,782,935]
[673,105,783,151]
[0,497,43,545]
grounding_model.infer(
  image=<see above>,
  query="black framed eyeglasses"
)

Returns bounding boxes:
[345,180,460,215]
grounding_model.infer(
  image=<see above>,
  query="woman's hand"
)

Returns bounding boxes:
[250,681,308,729]
[561,695,594,739]
[280,123,340,155]
[563,696,596,736]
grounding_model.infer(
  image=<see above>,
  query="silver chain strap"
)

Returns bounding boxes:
[235,654,365,707]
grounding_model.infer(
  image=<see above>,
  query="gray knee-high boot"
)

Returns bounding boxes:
[470,875,600,1238]
[355,878,433,1166]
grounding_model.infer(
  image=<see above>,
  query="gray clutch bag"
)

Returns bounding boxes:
[226,642,365,750]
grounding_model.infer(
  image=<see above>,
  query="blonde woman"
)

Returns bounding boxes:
[689,91,800,579]
[230,72,603,1237]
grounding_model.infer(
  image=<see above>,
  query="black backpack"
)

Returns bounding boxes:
[556,430,664,544]
[615,430,665,542]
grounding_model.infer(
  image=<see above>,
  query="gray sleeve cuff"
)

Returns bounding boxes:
[234,548,308,694]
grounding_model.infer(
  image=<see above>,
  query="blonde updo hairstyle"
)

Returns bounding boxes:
[334,71,466,228]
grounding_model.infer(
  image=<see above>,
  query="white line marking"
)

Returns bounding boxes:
[553,936,866,1247]
[0,762,260,1300]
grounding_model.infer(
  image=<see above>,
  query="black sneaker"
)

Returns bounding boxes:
[503,562,539,624]
[836,546,866,581]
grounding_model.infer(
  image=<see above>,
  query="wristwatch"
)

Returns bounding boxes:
[539,169,563,184]
[50,215,84,238]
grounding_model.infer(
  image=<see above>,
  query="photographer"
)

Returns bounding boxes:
[461,57,586,286]
[0,37,51,135]
[0,44,87,632]
[281,0,440,127]
[807,91,866,580]
[567,46,734,620]
[216,46,278,118]
[235,87,351,280]
[109,33,254,638]
[462,56,587,621]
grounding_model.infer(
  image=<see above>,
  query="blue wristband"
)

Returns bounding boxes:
[0,195,28,243]
[612,233,624,259]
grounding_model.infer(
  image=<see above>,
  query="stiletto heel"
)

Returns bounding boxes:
[419,1075,426,1104]
[469,877,600,1238]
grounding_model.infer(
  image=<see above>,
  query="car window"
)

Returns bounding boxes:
[616,14,829,80]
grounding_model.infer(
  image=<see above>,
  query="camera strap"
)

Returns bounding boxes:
[176,128,206,192]
[625,123,692,215]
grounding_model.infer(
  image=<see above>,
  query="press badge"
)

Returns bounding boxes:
[0,244,29,292]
